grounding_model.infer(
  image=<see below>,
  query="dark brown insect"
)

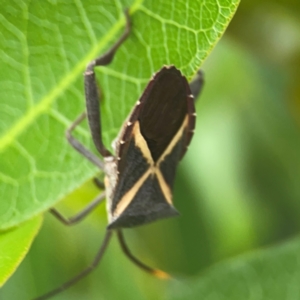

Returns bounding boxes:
[35,10,204,300]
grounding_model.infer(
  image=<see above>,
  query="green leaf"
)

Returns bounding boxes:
[0,0,239,230]
[0,216,42,287]
[168,236,300,300]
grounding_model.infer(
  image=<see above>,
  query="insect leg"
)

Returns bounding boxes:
[51,116,105,225]
[116,230,171,279]
[84,10,131,157]
[93,177,105,190]
[189,69,204,101]
[66,112,104,169]
[33,230,113,300]
[50,192,106,225]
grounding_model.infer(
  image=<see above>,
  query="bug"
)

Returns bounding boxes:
[35,10,204,300]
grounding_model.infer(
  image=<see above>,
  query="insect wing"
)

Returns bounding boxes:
[107,66,195,229]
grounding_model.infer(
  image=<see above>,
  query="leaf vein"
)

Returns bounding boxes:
[0,12,134,153]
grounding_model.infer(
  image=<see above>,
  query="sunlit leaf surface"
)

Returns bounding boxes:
[0,0,239,230]
[0,216,42,287]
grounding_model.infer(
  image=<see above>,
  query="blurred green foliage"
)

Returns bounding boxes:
[1,0,300,299]
[0,216,41,288]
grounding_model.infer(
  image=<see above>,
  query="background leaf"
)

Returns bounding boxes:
[168,236,300,300]
[0,216,42,287]
[0,0,239,230]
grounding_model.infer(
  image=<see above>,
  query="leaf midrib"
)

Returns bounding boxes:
[0,4,141,153]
